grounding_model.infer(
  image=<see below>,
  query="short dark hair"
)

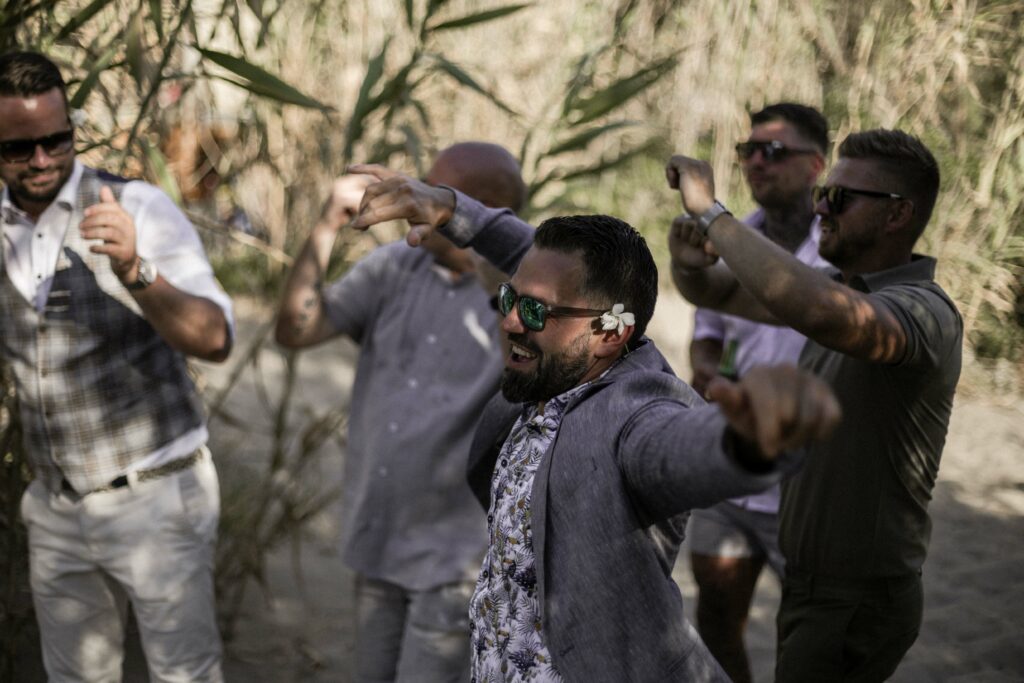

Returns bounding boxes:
[533,215,658,346]
[838,129,940,240]
[0,51,67,100]
[751,103,829,154]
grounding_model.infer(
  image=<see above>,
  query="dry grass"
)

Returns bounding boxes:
[1,0,1021,658]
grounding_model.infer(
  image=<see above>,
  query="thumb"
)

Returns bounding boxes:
[99,185,118,204]
[407,223,430,247]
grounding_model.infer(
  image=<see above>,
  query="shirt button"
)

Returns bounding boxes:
[446,291,455,299]
[36,233,42,239]
[408,378,418,389]
[387,421,398,433]
[487,514,493,523]
[426,334,437,345]
[378,466,388,477]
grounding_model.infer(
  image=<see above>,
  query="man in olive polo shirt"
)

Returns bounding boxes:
[666,129,962,682]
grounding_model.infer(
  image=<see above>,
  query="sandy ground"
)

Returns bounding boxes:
[14,289,1024,681]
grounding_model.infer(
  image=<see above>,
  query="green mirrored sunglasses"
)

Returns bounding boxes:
[497,282,605,332]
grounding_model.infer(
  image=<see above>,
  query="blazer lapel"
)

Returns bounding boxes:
[531,425,559,623]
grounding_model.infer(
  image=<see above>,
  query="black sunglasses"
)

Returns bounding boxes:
[498,282,605,332]
[735,140,817,163]
[0,129,75,163]
[812,185,905,215]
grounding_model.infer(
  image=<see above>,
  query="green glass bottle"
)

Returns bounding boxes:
[717,339,740,381]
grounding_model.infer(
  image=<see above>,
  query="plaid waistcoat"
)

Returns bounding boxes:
[0,167,204,493]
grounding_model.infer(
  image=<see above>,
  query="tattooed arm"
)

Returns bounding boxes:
[275,176,370,348]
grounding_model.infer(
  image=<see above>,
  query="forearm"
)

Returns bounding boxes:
[621,402,793,517]
[703,215,842,333]
[132,280,232,362]
[671,259,738,309]
[275,222,339,348]
[440,189,534,274]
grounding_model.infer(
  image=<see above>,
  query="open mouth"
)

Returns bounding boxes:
[508,341,538,366]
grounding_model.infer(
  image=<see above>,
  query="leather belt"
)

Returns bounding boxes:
[61,448,203,496]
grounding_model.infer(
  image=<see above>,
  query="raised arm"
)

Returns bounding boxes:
[275,175,371,348]
[667,214,780,325]
[349,164,534,274]
[689,338,724,397]
[80,186,232,362]
[666,155,908,362]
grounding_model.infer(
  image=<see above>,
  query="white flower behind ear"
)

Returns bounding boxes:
[600,304,636,335]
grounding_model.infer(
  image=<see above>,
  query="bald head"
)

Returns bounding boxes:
[426,142,527,213]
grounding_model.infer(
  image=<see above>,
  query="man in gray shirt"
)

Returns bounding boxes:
[275,143,525,682]
[668,129,962,682]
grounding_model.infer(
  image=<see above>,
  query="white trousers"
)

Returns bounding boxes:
[19,449,223,683]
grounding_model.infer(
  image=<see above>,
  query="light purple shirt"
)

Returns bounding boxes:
[693,209,829,513]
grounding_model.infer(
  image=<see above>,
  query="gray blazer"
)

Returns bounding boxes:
[468,339,797,681]
[444,192,799,680]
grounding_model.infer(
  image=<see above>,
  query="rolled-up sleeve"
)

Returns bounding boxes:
[123,182,235,337]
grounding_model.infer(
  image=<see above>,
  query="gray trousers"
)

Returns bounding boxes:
[353,574,474,683]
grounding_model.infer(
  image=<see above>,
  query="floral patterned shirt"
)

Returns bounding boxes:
[469,382,591,682]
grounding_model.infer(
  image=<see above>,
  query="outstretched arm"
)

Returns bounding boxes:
[275,175,371,348]
[666,155,908,362]
[706,364,840,459]
[620,364,840,516]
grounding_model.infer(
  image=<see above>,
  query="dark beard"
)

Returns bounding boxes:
[500,334,591,404]
[10,162,73,208]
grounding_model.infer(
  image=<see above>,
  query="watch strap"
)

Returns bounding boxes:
[125,257,157,291]
[695,200,732,236]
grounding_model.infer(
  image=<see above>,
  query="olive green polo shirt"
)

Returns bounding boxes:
[780,255,963,578]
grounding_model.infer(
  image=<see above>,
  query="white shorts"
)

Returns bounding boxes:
[688,500,785,578]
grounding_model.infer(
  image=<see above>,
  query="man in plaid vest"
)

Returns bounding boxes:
[0,51,233,681]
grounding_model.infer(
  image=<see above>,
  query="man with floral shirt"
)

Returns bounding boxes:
[348,167,841,680]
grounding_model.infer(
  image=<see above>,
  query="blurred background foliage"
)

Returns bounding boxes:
[1,0,1022,674]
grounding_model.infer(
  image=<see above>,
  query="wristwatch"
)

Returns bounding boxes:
[125,257,158,291]
[695,200,732,236]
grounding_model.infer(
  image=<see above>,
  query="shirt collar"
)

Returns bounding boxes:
[524,351,630,421]
[53,159,83,209]
[845,255,938,292]
[1,159,83,223]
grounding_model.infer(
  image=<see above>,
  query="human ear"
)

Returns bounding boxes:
[594,324,634,358]
[886,198,916,233]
